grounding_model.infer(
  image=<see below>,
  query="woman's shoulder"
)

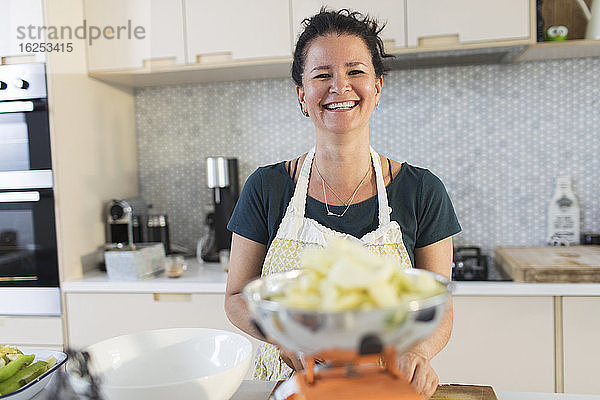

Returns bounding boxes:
[255,161,287,174]
[245,161,293,191]
[390,162,432,185]
[247,161,285,178]
[392,163,453,203]
[387,162,449,196]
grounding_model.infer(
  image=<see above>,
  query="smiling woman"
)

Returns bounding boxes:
[297,34,382,136]
[224,8,461,400]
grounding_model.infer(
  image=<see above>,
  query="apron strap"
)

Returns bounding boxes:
[291,147,315,216]
[291,146,391,225]
[370,146,391,225]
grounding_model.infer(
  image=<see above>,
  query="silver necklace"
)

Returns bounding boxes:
[316,169,347,205]
[314,160,371,217]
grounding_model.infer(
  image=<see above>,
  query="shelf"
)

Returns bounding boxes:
[515,39,600,62]
[88,40,600,88]
[88,57,293,87]
[88,46,526,88]
[387,44,529,70]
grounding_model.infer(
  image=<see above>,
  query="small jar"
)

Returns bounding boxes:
[165,255,186,278]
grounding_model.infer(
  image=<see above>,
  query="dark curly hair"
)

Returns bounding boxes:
[292,8,394,87]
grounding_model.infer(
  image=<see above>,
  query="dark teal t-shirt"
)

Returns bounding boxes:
[227,162,461,267]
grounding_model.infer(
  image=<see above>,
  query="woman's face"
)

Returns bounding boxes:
[297,34,382,136]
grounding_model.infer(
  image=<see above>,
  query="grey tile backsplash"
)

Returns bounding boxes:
[135,57,600,271]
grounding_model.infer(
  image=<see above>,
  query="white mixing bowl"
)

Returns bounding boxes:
[67,328,252,400]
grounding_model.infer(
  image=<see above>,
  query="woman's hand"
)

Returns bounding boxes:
[279,347,304,371]
[397,351,439,399]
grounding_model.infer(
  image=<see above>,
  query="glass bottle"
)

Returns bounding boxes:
[547,176,580,245]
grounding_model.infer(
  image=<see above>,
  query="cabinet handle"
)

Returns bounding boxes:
[195,52,232,65]
[1,55,37,65]
[418,34,460,48]
[382,39,402,53]
[142,57,177,69]
[152,293,192,302]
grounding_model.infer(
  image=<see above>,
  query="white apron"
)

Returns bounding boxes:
[253,146,413,381]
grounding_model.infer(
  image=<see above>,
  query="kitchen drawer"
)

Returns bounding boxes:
[0,315,63,346]
[65,292,258,350]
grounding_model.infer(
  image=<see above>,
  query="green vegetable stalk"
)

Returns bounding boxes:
[0,361,48,396]
[0,354,34,382]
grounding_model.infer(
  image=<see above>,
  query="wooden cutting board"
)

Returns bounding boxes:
[495,245,600,282]
[432,385,498,400]
[270,381,498,400]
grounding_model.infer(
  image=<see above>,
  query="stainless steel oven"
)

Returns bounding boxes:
[0,63,51,171]
[0,63,60,316]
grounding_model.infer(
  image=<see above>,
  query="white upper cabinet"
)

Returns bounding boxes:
[84,0,186,71]
[76,0,558,85]
[291,1,406,52]
[185,0,291,64]
[406,0,531,48]
[1,0,45,62]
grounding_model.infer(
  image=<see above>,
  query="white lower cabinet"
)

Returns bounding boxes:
[431,296,555,392]
[563,297,600,395]
[0,315,63,350]
[65,292,597,391]
[65,292,259,377]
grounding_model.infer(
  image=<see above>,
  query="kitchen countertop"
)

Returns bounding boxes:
[32,379,600,400]
[62,259,229,294]
[61,259,600,296]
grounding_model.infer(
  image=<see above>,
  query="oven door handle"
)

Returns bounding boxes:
[0,99,47,113]
[0,101,34,113]
[0,170,53,190]
[0,191,41,202]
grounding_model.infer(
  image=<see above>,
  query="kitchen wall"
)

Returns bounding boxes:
[135,57,600,270]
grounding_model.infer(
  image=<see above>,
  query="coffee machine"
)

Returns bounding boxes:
[105,197,148,248]
[201,157,239,262]
[105,197,172,255]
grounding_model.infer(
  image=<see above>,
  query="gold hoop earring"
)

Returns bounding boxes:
[376,102,379,111]
[298,99,310,117]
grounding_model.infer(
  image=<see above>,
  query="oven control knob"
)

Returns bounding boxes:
[0,81,7,90]
[15,79,29,90]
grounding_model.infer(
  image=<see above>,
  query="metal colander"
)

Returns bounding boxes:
[243,268,452,356]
